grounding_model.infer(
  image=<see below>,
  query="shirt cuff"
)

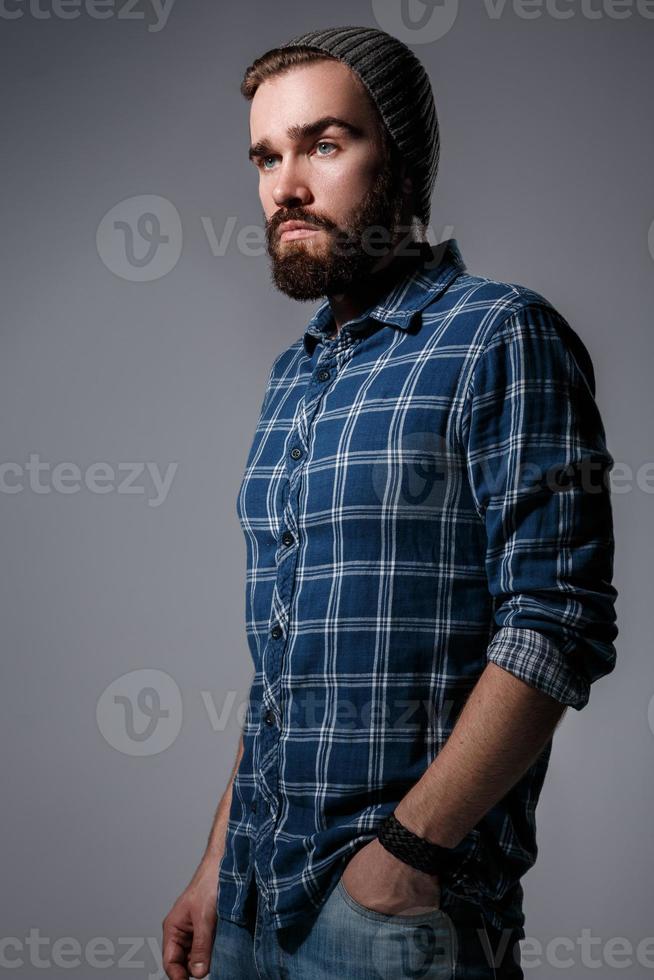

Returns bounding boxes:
[486,625,591,710]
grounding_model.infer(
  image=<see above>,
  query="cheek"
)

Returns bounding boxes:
[259,181,279,228]
[314,161,379,214]
[258,180,277,217]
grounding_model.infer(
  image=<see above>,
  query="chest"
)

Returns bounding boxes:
[236,336,471,542]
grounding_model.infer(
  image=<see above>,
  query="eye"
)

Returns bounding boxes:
[256,141,338,171]
[314,140,337,156]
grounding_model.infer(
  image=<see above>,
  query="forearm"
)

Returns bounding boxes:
[394,661,567,848]
[201,732,244,864]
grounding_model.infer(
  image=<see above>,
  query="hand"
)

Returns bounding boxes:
[162,859,220,980]
[340,838,441,916]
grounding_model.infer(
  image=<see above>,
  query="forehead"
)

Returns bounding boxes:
[249,59,378,135]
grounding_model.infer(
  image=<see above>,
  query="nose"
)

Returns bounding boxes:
[271,158,312,209]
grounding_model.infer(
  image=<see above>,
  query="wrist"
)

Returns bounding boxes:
[376,811,474,879]
[196,850,223,878]
[393,800,459,848]
[372,837,438,882]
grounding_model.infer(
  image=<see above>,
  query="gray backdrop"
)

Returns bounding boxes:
[1,1,652,976]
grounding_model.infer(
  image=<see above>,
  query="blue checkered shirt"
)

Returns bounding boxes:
[216,239,618,935]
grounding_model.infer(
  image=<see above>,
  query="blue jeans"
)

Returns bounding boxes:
[210,877,524,979]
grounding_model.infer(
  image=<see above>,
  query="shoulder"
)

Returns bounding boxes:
[433,268,596,393]
[432,266,559,341]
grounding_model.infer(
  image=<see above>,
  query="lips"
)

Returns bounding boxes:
[278,221,324,242]
[280,220,318,233]
[280,229,320,241]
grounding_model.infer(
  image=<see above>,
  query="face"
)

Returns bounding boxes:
[248,59,413,301]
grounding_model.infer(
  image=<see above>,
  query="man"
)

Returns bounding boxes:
[162,25,618,980]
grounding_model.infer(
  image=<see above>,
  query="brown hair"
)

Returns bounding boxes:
[240,45,403,177]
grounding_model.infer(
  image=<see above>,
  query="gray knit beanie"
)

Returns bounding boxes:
[278,25,439,227]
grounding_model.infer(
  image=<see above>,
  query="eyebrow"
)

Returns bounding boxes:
[248,115,365,161]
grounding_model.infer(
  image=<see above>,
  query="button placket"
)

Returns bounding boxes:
[254,333,362,918]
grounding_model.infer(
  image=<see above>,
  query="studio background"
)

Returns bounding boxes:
[1,2,652,977]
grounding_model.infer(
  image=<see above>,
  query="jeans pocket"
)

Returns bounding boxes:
[335,878,457,978]
[337,877,447,925]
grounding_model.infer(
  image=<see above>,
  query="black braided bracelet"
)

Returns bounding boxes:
[376,812,472,877]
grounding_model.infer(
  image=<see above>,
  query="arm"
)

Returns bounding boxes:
[202,732,244,862]
[394,661,565,847]
[343,664,566,914]
[396,302,619,843]
[162,732,244,980]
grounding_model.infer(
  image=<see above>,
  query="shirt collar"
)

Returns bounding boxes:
[302,238,466,357]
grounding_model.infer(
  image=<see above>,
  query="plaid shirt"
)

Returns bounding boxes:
[216,239,618,935]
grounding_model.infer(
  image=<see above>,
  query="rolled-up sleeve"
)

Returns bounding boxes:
[461,302,618,710]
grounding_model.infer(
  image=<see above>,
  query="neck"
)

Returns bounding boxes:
[326,237,431,335]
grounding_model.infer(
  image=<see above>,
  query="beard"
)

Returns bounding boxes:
[264,157,417,302]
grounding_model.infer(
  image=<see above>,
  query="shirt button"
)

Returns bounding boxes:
[281,530,294,546]
[317,369,330,381]
[290,447,302,460]
[264,709,276,726]
[250,799,257,813]
[270,624,283,639]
